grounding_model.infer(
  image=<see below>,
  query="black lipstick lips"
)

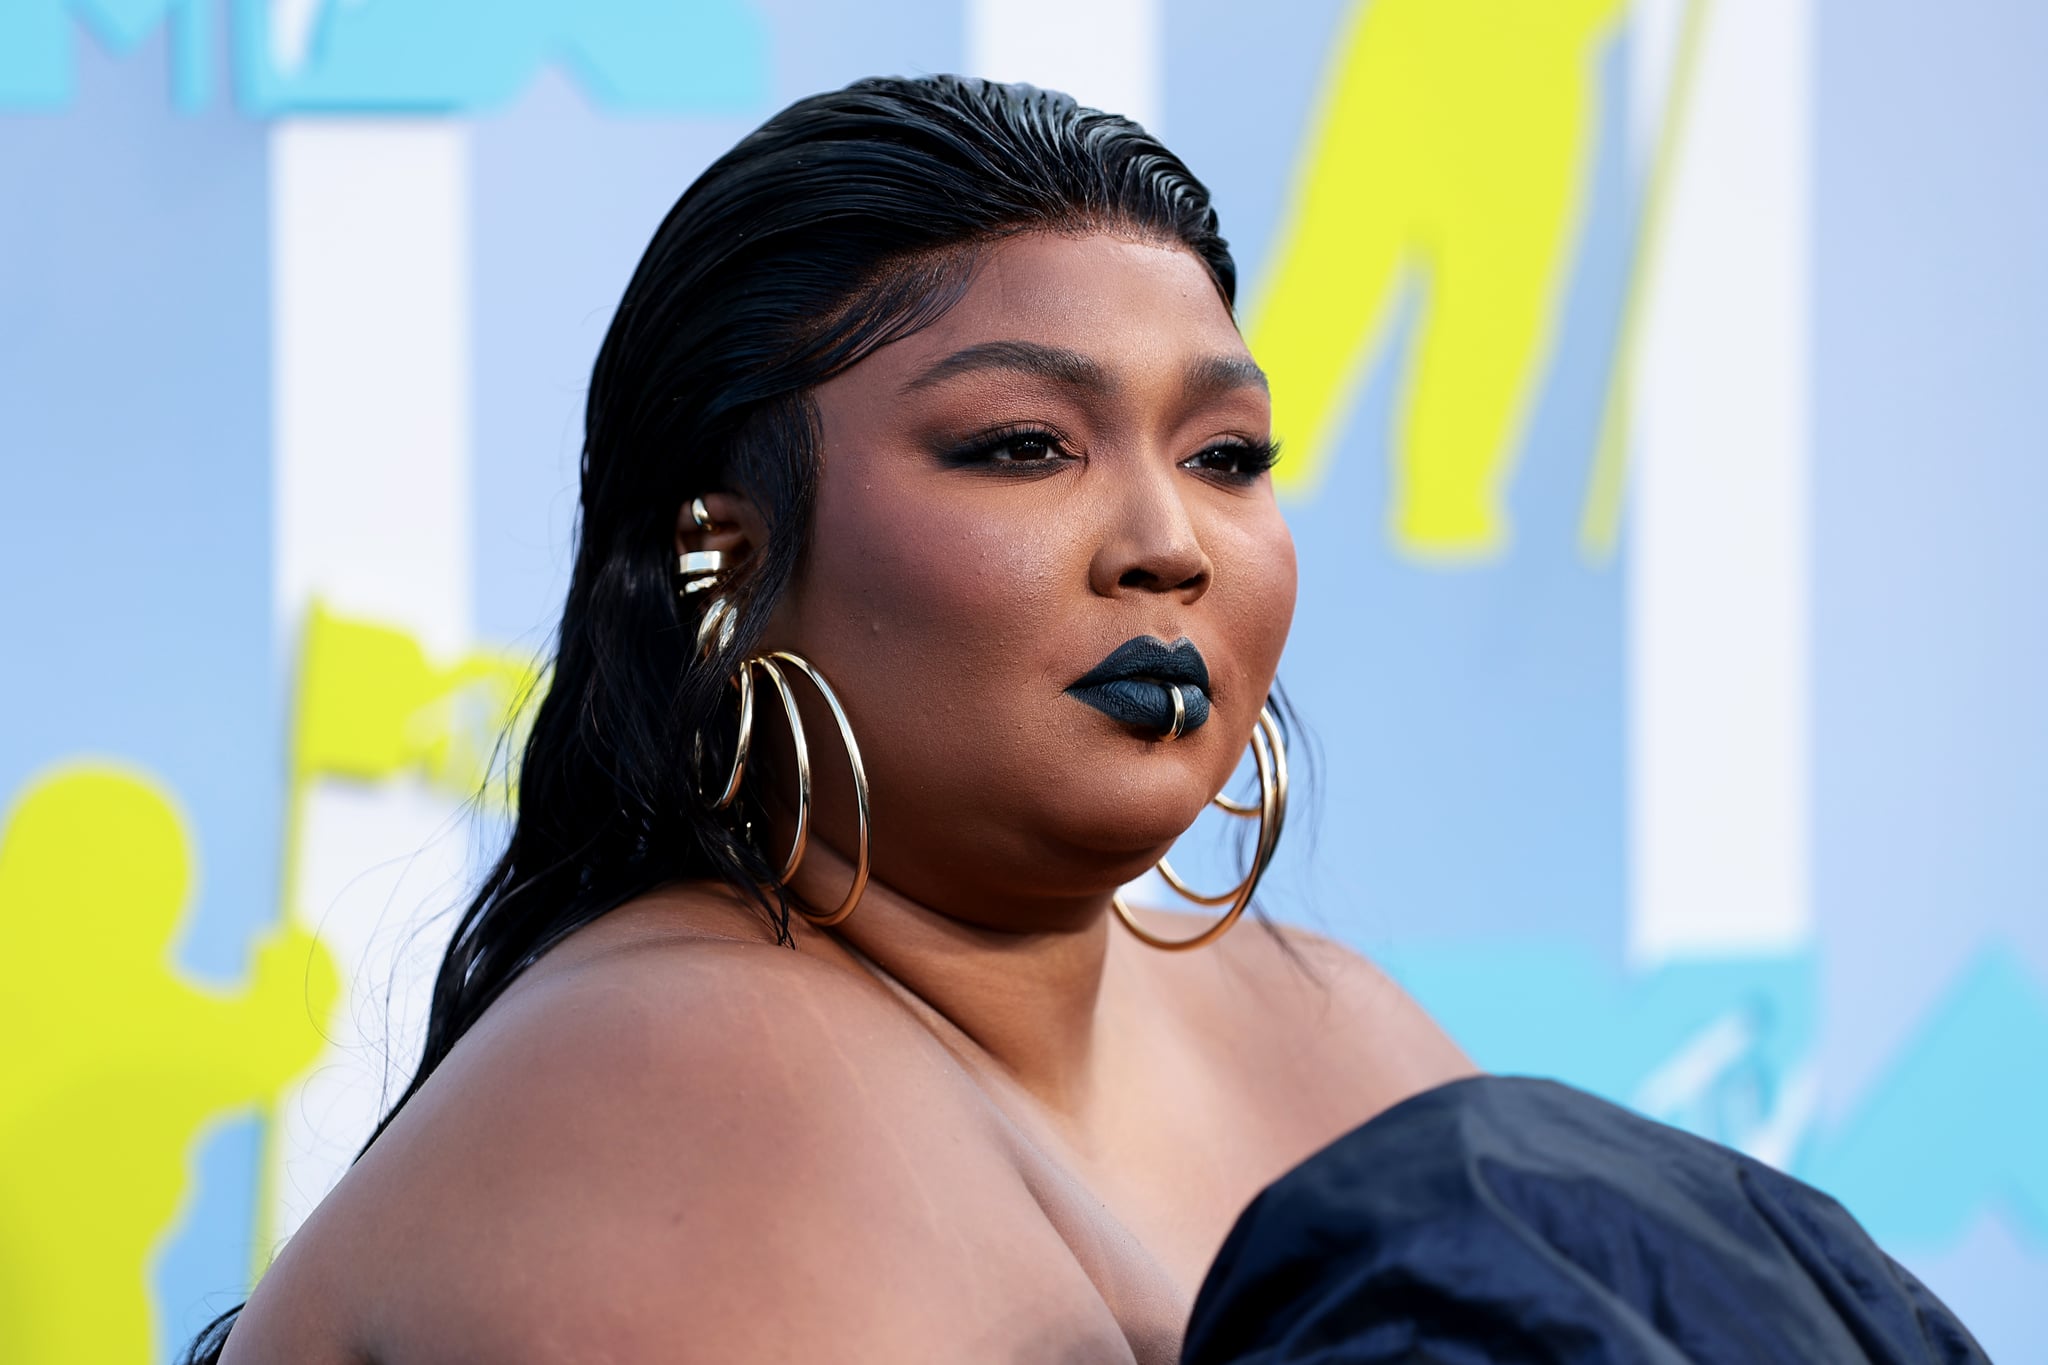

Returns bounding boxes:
[1067,636,1213,736]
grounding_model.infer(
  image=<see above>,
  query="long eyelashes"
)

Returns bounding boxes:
[1184,438,1283,483]
[936,425,1281,484]
[936,424,1073,472]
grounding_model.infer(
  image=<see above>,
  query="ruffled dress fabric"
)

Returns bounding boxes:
[1183,1077,1989,1365]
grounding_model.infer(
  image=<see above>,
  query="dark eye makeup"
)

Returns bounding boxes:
[935,424,1281,484]
[936,424,1074,473]
[1183,437,1283,483]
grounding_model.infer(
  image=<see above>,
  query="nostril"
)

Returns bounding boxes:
[1118,564,1208,593]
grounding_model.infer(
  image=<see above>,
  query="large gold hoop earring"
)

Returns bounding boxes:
[1111,706,1288,951]
[700,650,872,928]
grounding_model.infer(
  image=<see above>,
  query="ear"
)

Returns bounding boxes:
[675,491,768,567]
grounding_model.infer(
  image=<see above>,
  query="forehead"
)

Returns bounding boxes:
[843,232,1250,390]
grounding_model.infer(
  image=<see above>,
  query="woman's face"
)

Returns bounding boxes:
[763,231,1296,928]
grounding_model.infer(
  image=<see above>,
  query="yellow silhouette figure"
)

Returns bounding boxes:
[1251,0,1628,558]
[0,763,339,1365]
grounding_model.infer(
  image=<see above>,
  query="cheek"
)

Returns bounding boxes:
[1211,509,1299,694]
[780,462,1070,687]
[772,463,1091,861]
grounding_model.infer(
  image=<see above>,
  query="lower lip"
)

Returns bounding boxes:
[1067,680,1212,734]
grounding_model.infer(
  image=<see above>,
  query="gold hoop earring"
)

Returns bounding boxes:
[700,650,871,928]
[1111,706,1288,951]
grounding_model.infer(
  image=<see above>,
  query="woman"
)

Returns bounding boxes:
[194,74,1464,1365]
[195,77,1982,1364]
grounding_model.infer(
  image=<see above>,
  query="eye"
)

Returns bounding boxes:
[938,425,1078,474]
[1181,438,1282,483]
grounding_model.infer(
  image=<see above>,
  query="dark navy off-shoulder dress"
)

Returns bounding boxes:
[1184,1077,1989,1364]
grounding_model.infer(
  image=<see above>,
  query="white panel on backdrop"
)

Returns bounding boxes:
[1629,0,1811,963]
[269,120,477,1244]
[966,0,1163,135]
[271,783,477,1235]
[269,0,324,74]
[1629,0,1688,162]
[272,120,472,658]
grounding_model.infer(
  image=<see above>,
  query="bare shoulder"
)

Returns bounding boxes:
[228,908,1131,1365]
[1246,918,1474,1073]
[1164,913,1478,1140]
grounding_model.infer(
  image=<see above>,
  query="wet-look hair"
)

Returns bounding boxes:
[184,74,1236,1363]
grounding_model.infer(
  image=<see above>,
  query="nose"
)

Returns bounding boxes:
[1087,462,1213,603]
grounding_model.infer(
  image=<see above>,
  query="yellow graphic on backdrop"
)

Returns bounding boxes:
[0,604,537,1364]
[293,600,536,795]
[1252,0,1627,558]
[0,764,338,1365]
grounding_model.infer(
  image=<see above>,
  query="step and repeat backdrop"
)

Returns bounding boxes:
[3,1,2043,1360]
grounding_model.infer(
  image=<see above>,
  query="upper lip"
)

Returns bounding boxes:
[1071,636,1212,691]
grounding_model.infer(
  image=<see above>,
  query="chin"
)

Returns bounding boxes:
[1046,747,1221,865]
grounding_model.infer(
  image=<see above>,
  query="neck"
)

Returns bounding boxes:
[785,841,1146,1118]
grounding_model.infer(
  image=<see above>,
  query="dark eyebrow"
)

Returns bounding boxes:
[900,341,1269,405]
[901,341,1111,395]
[1183,353,1269,402]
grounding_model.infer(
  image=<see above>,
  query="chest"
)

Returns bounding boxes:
[968,986,1458,1361]
[998,1128,1232,1365]
[985,1060,1348,1364]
